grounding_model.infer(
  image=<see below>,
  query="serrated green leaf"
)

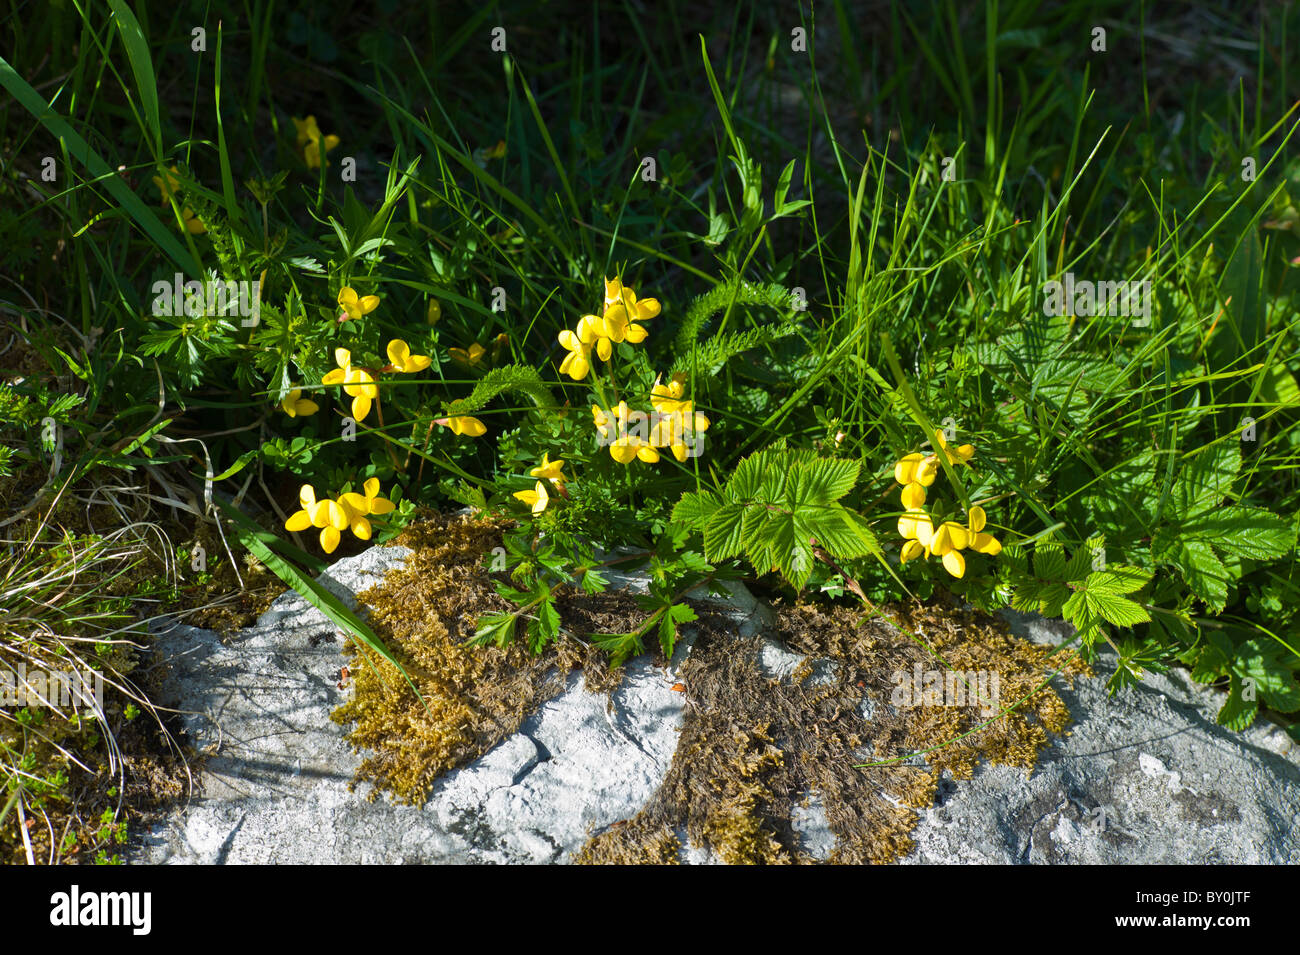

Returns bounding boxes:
[1173,539,1230,612]
[1033,543,1067,580]
[1173,442,1240,520]
[1179,505,1294,561]
[1085,590,1150,628]
[1217,674,1260,731]
[672,489,721,527]
[702,502,747,561]
[1086,565,1150,596]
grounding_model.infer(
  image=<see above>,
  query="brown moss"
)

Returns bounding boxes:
[577,597,1090,866]
[332,511,642,804]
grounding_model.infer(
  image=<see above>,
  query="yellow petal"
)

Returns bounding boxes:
[369,496,395,515]
[323,134,340,153]
[894,453,922,485]
[320,525,341,553]
[560,352,590,380]
[967,506,986,533]
[955,444,975,462]
[930,523,953,555]
[358,295,379,314]
[901,482,927,510]
[610,442,638,464]
[577,315,603,344]
[453,416,486,436]
[558,329,582,351]
[945,522,970,550]
[338,287,358,309]
[351,394,372,421]
[406,354,430,372]
[942,549,966,578]
[326,500,349,530]
[340,492,370,514]
[322,369,346,386]
[597,337,612,362]
[387,339,410,366]
[299,484,318,510]
[635,298,661,320]
[294,398,319,416]
[972,533,1002,555]
[334,348,351,369]
[285,509,313,532]
[624,323,648,344]
[900,540,925,563]
[916,457,938,486]
[309,500,331,528]
[363,477,381,498]
[637,445,660,463]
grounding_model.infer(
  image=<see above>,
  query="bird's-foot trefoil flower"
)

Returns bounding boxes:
[284,484,349,553]
[337,286,379,323]
[558,328,593,380]
[529,453,567,487]
[337,478,395,542]
[152,165,206,233]
[322,348,377,422]
[513,480,550,514]
[434,415,487,437]
[293,115,340,170]
[280,388,320,418]
[385,339,430,374]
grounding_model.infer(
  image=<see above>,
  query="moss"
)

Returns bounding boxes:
[331,510,1087,863]
[332,510,635,804]
[578,597,1089,865]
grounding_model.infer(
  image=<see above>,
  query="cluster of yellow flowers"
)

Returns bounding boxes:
[894,430,1001,578]
[558,277,661,381]
[285,479,394,553]
[279,287,490,550]
[592,374,710,465]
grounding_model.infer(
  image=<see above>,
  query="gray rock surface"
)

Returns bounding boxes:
[134,545,1300,864]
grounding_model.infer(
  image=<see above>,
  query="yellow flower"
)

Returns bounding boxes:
[900,481,927,510]
[897,508,934,548]
[932,429,975,465]
[894,451,938,487]
[965,505,1003,556]
[337,477,396,542]
[513,480,549,514]
[293,115,340,170]
[650,373,689,413]
[600,278,660,344]
[592,404,615,442]
[152,165,205,233]
[435,415,487,436]
[576,313,612,362]
[386,339,431,373]
[558,328,593,380]
[915,506,1002,579]
[284,484,348,553]
[529,453,566,486]
[337,287,379,322]
[321,348,377,421]
[610,434,659,464]
[279,388,320,417]
[649,405,710,461]
[450,342,486,370]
